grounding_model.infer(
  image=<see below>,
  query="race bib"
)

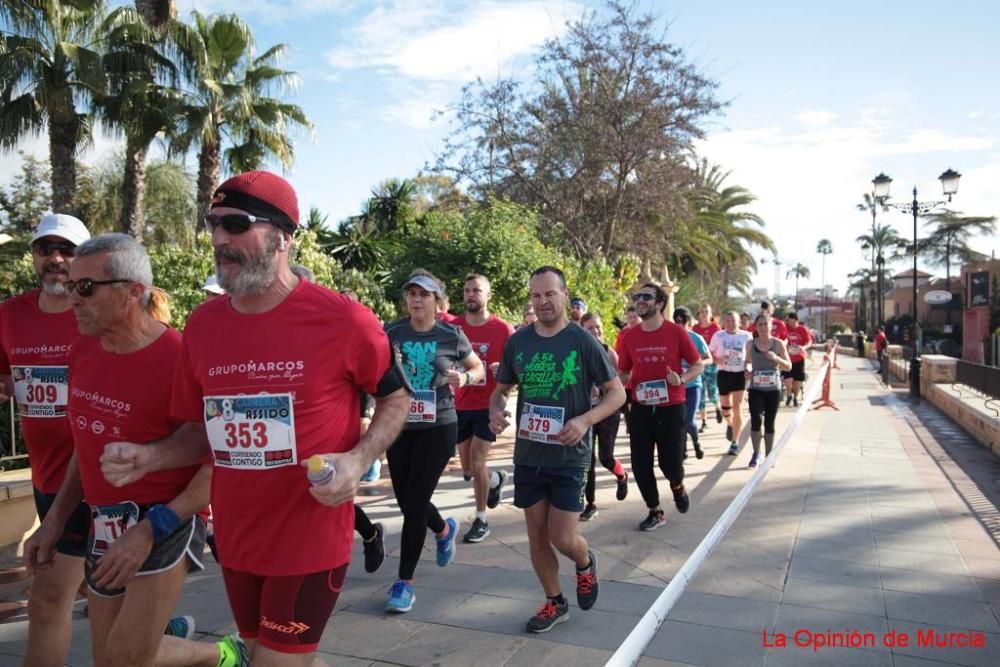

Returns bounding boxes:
[407,389,437,423]
[518,403,565,443]
[725,348,744,368]
[751,370,780,390]
[788,344,802,356]
[636,379,669,406]
[204,394,297,470]
[12,365,68,418]
[91,501,139,557]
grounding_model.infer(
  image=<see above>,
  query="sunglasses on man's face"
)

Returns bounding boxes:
[632,293,656,302]
[204,213,272,235]
[64,278,131,297]
[33,240,76,257]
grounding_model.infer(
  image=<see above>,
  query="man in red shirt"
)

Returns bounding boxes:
[454,273,515,543]
[782,313,813,407]
[25,233,233,666]
[875,326,888,374]
[617,283,704,531]
[760,301,788,340]
[2,214,90,666]
[100,172,411,664]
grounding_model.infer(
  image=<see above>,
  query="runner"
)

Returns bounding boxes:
[740,312,753,332]
[875,325,887,374]
[759,300,789,340]
[436,292,460,324]
[709,312,754,456]
[2,214,91,667]
[27,233,237,666]
[617,305,641,435]
[782,313,812,407]
[624,306,640,329]
[672,307,711,460]
[453,273,514,543]
[490,266,625,633]
[520,302,537,329]
[570,297,587,324]
[617,283,704,532]
[579,312,628,520]
[745,314,792,468]
[99,171,412,664]
[692,304,722,433]
[202,274,224,299]
[384,269,484,612]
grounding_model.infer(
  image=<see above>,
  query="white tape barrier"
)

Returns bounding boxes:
[605,353,834,667]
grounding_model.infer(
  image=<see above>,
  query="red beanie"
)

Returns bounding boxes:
[211,171,299,233]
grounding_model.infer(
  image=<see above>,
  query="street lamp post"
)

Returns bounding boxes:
[871,169,961,395]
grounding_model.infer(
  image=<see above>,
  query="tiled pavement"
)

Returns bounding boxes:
[1,356,998,666]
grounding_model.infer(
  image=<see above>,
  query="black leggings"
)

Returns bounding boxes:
[627,402,686,509]
[354,505,376,541]
[747,390,780,434]
[585,411,622,504]
[386,423,457,580]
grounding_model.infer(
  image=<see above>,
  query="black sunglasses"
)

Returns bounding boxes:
[632,293,656,302]
[64,278,131,297]
[204,213,272,235]
[33,240,76,257]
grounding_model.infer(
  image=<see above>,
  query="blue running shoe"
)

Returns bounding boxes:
[164,615,195,639]
[385,580,415,613]
[360,458,381,482]
[436,517,458,567]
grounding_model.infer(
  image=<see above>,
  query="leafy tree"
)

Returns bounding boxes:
[918,209,996,324]
[786,262,810,306]
[147,233,214,329]
[0,151,50,233]
[816,238,833,331]
[172,12,312,230]
[437,1,722,259]
[134,0,173,31]
[0,0,106,213]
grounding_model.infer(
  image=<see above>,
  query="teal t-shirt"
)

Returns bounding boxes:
[683,331,709,389]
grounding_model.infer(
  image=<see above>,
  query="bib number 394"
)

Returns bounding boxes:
[204,393,297,470]
[91,501,139,557]
[407,390,437,423]
[518,403,565,444]
[636,379,669,406]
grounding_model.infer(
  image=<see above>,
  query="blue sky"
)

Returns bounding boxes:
[8,0,999,297]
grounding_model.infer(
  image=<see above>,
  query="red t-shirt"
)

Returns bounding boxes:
[0,290,77,493]
[454,314,515,411]
[171,280,391,576]
[617,321,699,406]
[692,321,721,345]
[875,332,887,352]
[786,325,813,363]
[69,328,200,506]
[438,312,460,324]
[771,318,789,340]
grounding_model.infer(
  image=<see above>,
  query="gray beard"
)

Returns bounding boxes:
[38,270,68,296]
[216,237,280,296]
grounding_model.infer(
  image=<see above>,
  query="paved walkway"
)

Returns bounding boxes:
[1,356,998,666]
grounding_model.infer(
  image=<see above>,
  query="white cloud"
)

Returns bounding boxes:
[795,110,836,129]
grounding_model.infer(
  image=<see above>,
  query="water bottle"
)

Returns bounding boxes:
[306,455,336,486]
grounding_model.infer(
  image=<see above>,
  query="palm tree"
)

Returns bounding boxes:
[98,6,199,238]
[683,160,775,306]
[816,239,833,332]
[0,0,106,213]
[786,262,810,308]
[172,12,312,230]
[362,178,417,235]
[918,209,997,324]
[856,222,905,325]
[135,0,173,31]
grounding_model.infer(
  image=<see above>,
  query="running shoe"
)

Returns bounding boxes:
[793,397,799,408]
[165,615,195,639]
[385,580,415,613]
[217,634,250,667]
[698,419,707,433]
[206,533,219,562]
[526,598,569,633]
[725,425,733,441]
[672,485,690,513]
[715,407,723,423]
[436,518,458,567]
[693,441,704,459]
[727,441,739,456]
[615,471,629,501]
[579,504,598,521]
[363,523,385,573]
[360,458,381,482]
[463,517,490,543]
[463,473,472,482]
[639,509,665,531]
[576,550,599,610]
[748,452,759,469]
[487,469,507,509]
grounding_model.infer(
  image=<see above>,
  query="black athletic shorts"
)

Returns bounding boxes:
[717,370,747,395]
[85,503,206,597]
[513,465,587,513]
[33,487,89,558]
[456,409,496,443]
[781,359,806,382]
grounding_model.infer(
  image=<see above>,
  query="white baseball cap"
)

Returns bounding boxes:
[202,274,225,295]
[31,213,90,246]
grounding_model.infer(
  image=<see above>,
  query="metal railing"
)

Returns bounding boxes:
[953,361,1000,417]
[1,397,27,466]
